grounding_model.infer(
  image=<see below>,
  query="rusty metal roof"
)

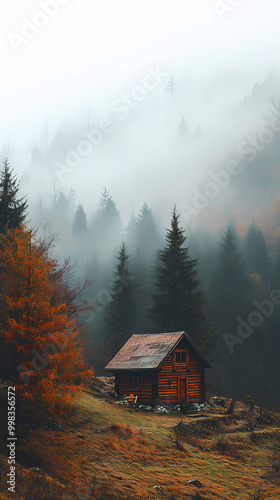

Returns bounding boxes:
[105,331,211,371]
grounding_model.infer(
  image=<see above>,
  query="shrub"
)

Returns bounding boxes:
[250,431,260,444]
[245,395,255,411]
[213,436,241,458]
[226,399,235,415]
[110,423,135,435]
[192,494,204,500]
[251,487,265,499]
[173,424,185,451]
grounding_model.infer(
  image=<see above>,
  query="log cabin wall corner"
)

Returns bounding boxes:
[105,331,211,405]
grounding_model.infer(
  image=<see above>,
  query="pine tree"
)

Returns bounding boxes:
[136,202,161,264]
[99,187,119,220]
[92,187,122,261]
[126,211,138,255]
[150,206,209,349]
[56,191,69,213]
[165,75,177,95]
[244,224,271,281]
[0,159,28,234]
[178,117,189,138]
[210,226,250,333]
[271,235,280,288]
[209,226,252,397]
[72,203,88,238]
[125,206,159,335]
[99,187,110,211]
[0,226,92,416]
[105,243,134,356]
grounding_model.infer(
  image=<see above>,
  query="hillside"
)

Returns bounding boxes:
[0,378,280,500]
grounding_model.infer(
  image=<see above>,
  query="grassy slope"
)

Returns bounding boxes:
[0,381,280,499]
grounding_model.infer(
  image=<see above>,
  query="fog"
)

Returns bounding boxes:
[1,3,280,246]
[2,0,280,401]
[1,2,279,234]
[0,4,277,216]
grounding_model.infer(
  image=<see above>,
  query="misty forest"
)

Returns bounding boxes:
[1,2,280,499]
[2,87,280,407]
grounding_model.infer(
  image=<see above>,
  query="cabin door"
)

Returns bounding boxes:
[179,378,188,404]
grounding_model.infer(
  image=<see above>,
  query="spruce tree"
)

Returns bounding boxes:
[136,202,161,264]
[165,75,177,95]
[105,243,134,356]
[126,211,138,255]
[210,226,250,334]
[271,235,280,288]
[244,224,270,281]
[150,206,208,349]
[92,187,122,261]
[0,159,28,234]
[72,203,88,238]
[209,226,252,397]
[178,116,189,139]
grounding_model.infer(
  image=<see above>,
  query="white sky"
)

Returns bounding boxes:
[0,0,278,94]
[0,0,279,118]
[2,0,280,226]
[1,0,214,91]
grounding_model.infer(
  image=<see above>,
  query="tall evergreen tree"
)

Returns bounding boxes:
[72,203,88,238]
[92,187,122,261]
[56,191,69,213]
[0,159,28,234]
[178,116,189,139]
[244,224,271,281]
[99,187,120,221]
[125,206,159,335]
[165,75,177,95]
[210,226,250,334]
[271,235,280,288]
[136,202,161,264]
[150,206,209,349]
[104,243,134,356]
[126,210,136,247]
[209,226,252,397]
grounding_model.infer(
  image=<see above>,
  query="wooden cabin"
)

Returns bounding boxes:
[105,331,211,405]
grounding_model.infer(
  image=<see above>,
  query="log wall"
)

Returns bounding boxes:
[157,337,204,404]
[115,370,156,404]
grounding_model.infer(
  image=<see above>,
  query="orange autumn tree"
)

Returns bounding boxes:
[0,225,93,415]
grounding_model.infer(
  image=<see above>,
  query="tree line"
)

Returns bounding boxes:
[1,158,280,410]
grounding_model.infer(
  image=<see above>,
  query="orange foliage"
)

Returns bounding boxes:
[0,226,93,415]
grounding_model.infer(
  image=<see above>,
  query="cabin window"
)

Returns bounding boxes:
[173,350,189,366]
[128,376,139,391]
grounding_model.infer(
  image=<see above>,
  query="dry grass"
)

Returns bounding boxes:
[211,435,242,458]
[1,383,280,499]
